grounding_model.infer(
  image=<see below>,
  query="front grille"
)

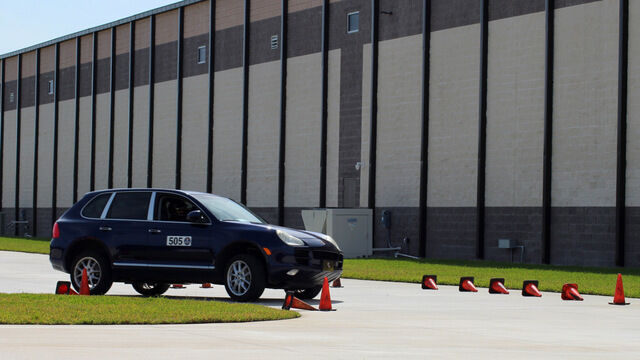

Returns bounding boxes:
[312,250,341,261]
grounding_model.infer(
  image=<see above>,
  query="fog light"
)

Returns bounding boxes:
[286,269,299,276]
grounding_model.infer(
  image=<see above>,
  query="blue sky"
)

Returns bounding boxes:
[0,0,179,55]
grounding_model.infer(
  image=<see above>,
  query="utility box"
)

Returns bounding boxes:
[498,239,513,249]
[301,209,372,258]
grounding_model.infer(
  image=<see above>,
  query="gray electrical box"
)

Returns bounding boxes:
[498,239,513,249]
[301,209,372,258]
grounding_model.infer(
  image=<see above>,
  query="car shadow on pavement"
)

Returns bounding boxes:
[112,294,344,306]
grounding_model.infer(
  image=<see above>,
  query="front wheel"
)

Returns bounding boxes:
[132,282,170,297]
[224,254,266,302]
[70,250,113,295]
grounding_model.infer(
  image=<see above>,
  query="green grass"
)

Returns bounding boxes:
[0,293,299,325]
[0,237,49,255]
[343,258,640,298]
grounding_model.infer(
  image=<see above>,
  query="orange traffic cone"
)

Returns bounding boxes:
[459,277,478,292]
[200,283,212,288]
[332,278,343,288]
[79,268,91,295]
[561,283,583,301]
[489,278,509,294]
[282,291,317,311]
[319,277,334,311]
[522,280,542,297]
[610,273,630,305]
[421,275,438,290]
[171,284,186,289]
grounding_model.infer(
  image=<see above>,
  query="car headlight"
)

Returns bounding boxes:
[317,233,341,251]
[276,229,305,246]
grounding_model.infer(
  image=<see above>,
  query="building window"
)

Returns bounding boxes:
[9,92,14,103]
[347,11,359,33]
[271,35,279,50]
[48,80,54,95]
[197,45,206,64]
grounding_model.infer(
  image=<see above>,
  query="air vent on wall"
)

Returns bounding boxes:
[271,35,279,50]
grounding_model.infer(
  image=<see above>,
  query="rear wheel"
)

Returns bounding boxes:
[70,250,113,295]
[132,282,170,297]
[224,254,266,302]
[294,286,322,300]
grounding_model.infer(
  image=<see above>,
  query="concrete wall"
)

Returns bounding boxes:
[326,49,341,208]
[152,80,178,189]
[57,99,76,208]
[626,0,640,267]
[112,90,129,188]
[181,74,209,192]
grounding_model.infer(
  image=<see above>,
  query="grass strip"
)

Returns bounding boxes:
[343,258,640,298]
[0,237,49,255]
[0,293,299,325]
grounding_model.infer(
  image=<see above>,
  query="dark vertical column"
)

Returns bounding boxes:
[0,59,3,215]
[73,38,80,203]
[147,16,156,188]
[542,0,555,264]
[90,33,97,191]
[51,44,60,226]
[14,54,21,234]
[475,0,488,260]
[277,0,288,225]
[418,0,431,258]
[127,22,135,188]
[32,50,40,237]
[240,0,250,204]
[616,0,629,267]
[176,8,184,189]
[368,0,379,213]
[319,0,329,208]
[108,28,116,189]
[206,0,216,193]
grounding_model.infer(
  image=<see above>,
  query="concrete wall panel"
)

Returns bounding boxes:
[284,53,322,207]
[326,49,341,207]
[216,0,244,31]
[246,61,280,207]
[289,0,323,13]
[376,34,422,207]
[112,89,129,188]
[37,104,53,207]
[626,0,640,206]
[250,0,281,22]
[184,1,210,38]
[152,80,177,189]
[94,92,110,190]
[552,0,618,207]
[135,18,151,50]
[181,74,209,192]
[76,97,92,197]
[360,43,371,208]
[57,99,76,207]
[155,10,179,45]
[427,24,480,207]
[19,107,35,207]
[212,67,243,201]
[486,12,545,207]
[131,86,149,187]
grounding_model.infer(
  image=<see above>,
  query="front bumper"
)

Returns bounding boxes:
[268,247,343,289]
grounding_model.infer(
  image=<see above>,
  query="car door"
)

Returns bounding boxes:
[146,192,215,275]
[104,191,154,265]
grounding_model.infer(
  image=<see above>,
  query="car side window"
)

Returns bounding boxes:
[106,192,152,220]
[155,194,199,222]
[81,193,112,218]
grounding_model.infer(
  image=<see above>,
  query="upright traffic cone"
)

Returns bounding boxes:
[79,268,90,295]
[282,291,317,311]
[561,283,583,301]
[459,277,478,292]
[489,278,509,294]
[522,280,542,297]
[421,275,438,290]
[319,277,334,311]
[332,278,343,288]
[200,283,212,288]
[610,273,630,305]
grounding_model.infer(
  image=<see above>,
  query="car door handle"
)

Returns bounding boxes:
[148,229,162,234]
[99,226,112,231]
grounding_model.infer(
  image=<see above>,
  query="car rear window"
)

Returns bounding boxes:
[81,193,112,218]
[106,192,152,220]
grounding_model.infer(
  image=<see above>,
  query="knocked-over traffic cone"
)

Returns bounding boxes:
[319,277,333,311]
[610,273,630,305]
[79,269,90,295]
[55,281,71,295]
[522,280,542,297]
[561,283,583,301]
[332,278,343,288]
[489,278,509,294]
[282,291,317,311]
[459,277,478,292]
[200,283,212,288]
[171,284,186,289]
[421,275,438,290]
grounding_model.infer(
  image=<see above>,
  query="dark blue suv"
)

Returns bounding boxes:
[50,189,343,301]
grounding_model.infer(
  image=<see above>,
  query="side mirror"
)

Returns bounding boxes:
[187,210,206,224]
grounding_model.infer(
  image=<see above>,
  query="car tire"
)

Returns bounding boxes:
[132,282,171,297]
[294,286,323,300]
[70,250,113,295]
[224,254,266,302]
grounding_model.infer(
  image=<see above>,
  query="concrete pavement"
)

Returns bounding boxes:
[0,251,639,359]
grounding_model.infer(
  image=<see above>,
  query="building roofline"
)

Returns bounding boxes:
[0,0,205,60]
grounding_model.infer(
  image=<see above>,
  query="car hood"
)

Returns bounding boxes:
[226,221,329,247]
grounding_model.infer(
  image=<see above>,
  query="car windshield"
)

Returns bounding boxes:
[191,194,265,224]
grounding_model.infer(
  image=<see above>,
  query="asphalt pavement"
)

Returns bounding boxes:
[0,250,639,359]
